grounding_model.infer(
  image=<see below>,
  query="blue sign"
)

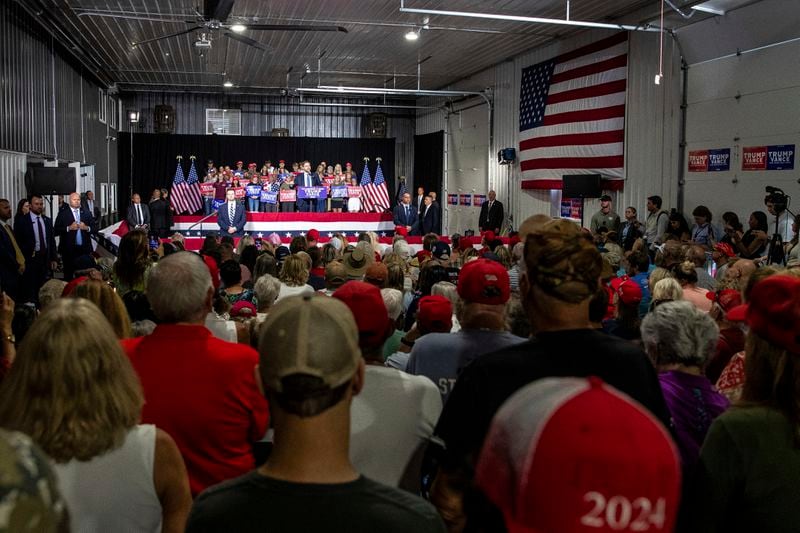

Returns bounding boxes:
[212,199,225,211]
[297,186,328,200]
[246,185,263,199]
[767,144,795,170]
[331,185,349,198]
[707,148,731,171]
[260,191,278,204]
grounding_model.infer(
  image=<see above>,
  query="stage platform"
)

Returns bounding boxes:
[100,212,447,253]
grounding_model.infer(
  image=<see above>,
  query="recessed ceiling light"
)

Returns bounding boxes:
[165,52,170,56]
[223,81,234,88]
[230,24,247,33]
[405,29,419,41]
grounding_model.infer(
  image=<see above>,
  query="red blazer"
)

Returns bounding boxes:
[122,324,268,496]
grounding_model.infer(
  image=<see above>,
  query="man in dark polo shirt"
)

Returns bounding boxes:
[429,219,671,531]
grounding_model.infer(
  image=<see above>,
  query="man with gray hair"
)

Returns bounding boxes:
[122,252,268,497]
[641,301,729,466]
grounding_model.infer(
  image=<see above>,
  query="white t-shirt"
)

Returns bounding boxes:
[350,366,442,486]
[276,283,314,302]
[205,312,238,343]
[54,424,162,533]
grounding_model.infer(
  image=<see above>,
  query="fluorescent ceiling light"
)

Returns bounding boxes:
[223,81,234,88]
[230,24,247,32]
[405,29,419,41]
[690,3,726,15]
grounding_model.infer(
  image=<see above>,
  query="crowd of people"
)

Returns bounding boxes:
[0,186,799,532]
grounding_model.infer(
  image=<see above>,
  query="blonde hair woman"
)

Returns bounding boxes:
[276,254,314,302]
[70,279,132,338]
[0,299,192,533]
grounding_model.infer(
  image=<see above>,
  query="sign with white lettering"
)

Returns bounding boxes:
[688,148,730,172]
[743,145,795,171]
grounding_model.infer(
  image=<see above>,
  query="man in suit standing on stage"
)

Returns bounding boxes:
[82,190,101,234]
[420,195,440,236]
[126,193,150,231]
[0,198,25,301]
[15,194,57,304]
[478,190,504,235]
[393,193,418,236]
[218,189,246,237]
[54,192,94,281]
[296,160,321,213]
[415,186,425,215]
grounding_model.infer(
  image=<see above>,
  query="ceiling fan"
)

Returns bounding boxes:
[100,0,348,51]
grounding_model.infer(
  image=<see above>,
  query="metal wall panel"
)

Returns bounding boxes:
[0,150,28,213]
[0,2,117,197]
[121,93,416,180]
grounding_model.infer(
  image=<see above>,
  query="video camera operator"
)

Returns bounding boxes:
[764,186,794,265]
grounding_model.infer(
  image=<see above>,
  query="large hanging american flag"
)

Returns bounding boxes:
[370,160,391,212]
[359,161,374,213]
[519,32,628,189]
[171,157,203,215]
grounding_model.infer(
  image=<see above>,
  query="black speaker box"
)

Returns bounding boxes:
[562,174,602,198]
[25,166,76,196]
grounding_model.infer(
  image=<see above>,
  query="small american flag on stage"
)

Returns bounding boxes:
[171,158,203,215]
[519,32,628,189]
[359,163,374,213]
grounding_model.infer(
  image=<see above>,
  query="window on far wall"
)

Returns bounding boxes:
[98,88,107,124]
[108,96,118,130]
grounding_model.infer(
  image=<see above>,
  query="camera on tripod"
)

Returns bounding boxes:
[765,186,789,212]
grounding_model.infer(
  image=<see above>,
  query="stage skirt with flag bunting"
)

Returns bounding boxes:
[519,32,628,190]
[171,157,203,214]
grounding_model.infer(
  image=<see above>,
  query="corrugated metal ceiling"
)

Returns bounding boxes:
[36,0,701,93]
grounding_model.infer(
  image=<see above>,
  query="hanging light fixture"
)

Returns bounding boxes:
[405,28,420,41]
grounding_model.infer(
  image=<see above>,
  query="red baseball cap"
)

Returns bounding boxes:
[610,276,643,306]
[236,160,243,166]
[279,160,285,164]
[230,300,257,318]
[482,230,496,242]
[333,281,393,353]
[307,229,320,243]
[62,276,88,297]
[458,235,474,252]
[457,258,510,305]
[476,377,681,533]
[416,295,453,333]
[705,288,742,313]
[248,162,257,168]
[395,225,409,237]
[713,242,735,258]
[726,275,800,353]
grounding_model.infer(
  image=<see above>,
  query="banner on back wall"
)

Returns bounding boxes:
[743,144,795,171]
[473,194,487,206]
[688,148,731,172]
[459,194,472,207]
[447,194,458,206]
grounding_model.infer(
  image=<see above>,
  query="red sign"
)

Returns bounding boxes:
[199,183,215,197]
[279,189,297,202]
[232,186,246,200]
[742,146,767,171]
[688,150,709,172]
[347,186,362,198]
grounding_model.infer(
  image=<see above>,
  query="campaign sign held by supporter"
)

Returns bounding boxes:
[298,186,328,200]
[200,183,215,198]
[331,185,349,198]
[233,186,246,200]
[279,189,296,203]
[347,186,362,198]
[261,191,278,204]
[246,184,263,199]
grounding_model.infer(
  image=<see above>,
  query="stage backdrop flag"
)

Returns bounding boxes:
[371,160,391,212]
[396,177,407,205]
[359,162,374,213]
[170,159,192,215]
[184,158,204,213]
[519,32,628,189]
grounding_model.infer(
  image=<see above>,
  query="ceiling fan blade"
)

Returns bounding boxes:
[242,24,348,33]
[205,0,236,22]
[224,31,268,51]
[132,26,202,47]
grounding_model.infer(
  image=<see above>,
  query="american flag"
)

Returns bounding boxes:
[171,158,203,215]
[396,178,407,204]
[370,161,391,212]
[519,32,627,188]
[359,163,374,213]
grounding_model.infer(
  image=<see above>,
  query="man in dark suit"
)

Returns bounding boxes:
[415,187,425,214]
[429,191,442,234]
[420,195,440,236]
[54,192,94,281]
[478,190,504,235]
[82,190,101,234]
[0,198,25,300]
[393,192,418,236]
[126,193,150,231]
[15,194,57,304]
[218,189,246,237]
[296,160,322,213]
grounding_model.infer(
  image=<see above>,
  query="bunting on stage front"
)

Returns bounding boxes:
[519,32,628,189]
